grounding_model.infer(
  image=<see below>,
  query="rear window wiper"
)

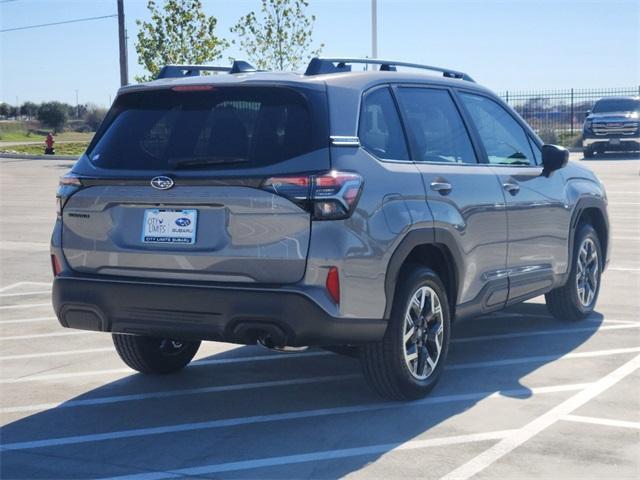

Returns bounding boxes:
[168,157,249,168]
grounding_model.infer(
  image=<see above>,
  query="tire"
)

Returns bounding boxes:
[546,223,602,321]
[360,266,451,400]
[112,334,200,374]
[583,147,594,159]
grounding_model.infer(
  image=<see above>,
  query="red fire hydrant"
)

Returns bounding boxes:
[44,133,55,155]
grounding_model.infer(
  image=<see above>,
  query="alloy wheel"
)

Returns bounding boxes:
[402,286,445,380]
[576,237,599,307]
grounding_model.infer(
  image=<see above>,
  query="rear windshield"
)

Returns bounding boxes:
[592,98,640,113]
[87,86,327,171]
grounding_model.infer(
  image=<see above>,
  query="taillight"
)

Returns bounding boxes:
[56,173,83,218]
[326,267,340,304]
[262,171,363,220]
[51,254,62,276]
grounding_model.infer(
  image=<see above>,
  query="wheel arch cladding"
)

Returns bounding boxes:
[571,199,609,270]
[384,229,460,320]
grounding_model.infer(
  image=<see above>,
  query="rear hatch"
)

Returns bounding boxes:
[62,84,330,283]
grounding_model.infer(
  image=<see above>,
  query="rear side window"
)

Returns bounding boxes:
[87,87,327,171]
[396,88,477,164]
[459,93,535,166]
[359,87,409,160]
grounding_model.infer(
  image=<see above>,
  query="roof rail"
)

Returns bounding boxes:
[304,57,475,82]
[156,60,256,79]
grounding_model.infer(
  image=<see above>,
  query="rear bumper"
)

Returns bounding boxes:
[52,275,387,347]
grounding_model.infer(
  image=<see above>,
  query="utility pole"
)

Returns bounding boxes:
[371,0,378,59]
[75,89,79,118]
[117,0,128,86]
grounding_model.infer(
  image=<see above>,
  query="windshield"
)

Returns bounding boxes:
[592,98,640,114]
[87,86,327,171]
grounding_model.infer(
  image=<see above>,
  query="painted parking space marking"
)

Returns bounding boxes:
[0,302,51,310]
[0,383,589,451]
[0,374,362,414]
[101,430,515,480]
[562,414,640,430]
[3,346,638,384]
[0,330,94,341]
[0,290,51,298]
[0,316,56,325]
[440,353,640,480]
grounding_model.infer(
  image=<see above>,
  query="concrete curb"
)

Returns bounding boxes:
[0,153,78,160]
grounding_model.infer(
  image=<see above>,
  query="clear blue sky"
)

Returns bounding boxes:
[1,0,638,107]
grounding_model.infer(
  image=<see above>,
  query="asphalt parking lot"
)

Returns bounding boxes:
[0,153,638,479]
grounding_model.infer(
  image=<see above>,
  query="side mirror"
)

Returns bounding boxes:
[584,110,591,118]
[541,144,569,177]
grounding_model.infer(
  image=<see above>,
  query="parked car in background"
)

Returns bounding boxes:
[51,58,609,400]
[582,96,640,158]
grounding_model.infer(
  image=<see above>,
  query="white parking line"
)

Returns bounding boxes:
[563,414,640,430]
[3,346,638,384]
[452,322,640,344]
[2,321,635,361]
[0,351,332,381]
[0,316,56,325]
[0,303,51,310]
[448,347,640,371]
[440,353,640,480]
[0,331,93,341]
[0,290,51,298]
[607,267,640,272]
[0,282,51,293]
[1,374,362,414]
[102,430,516,480]
[0,347,113,361]
[0,383,589,451]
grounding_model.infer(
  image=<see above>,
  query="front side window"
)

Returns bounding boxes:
[359,87,409,160]
[460,93,535,166]
[396,88,477,164]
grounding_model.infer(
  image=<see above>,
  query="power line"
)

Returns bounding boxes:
[0,14,117,33]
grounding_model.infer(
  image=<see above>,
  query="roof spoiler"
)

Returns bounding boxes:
[304,57,475,82]
[156,60,257,79]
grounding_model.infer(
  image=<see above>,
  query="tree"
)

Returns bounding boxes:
[37,102,68,133]
[20,101,39,120]
[83,105,108,131]
[135,0,228,82]
[0,103,10,118]
[231,0,323,71]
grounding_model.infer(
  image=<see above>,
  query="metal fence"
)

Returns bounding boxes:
[499,86,640,145]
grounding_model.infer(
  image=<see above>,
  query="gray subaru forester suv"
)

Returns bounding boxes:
[51,58,609,400]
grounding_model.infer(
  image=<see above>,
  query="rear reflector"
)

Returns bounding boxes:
[51,254,62,276]
[326,267,340,304]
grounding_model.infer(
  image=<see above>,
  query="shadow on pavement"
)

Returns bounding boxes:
[0,303,605,479]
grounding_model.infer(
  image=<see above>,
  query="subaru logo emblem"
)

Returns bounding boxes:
[150,176,174,190]
[175,217,191,227]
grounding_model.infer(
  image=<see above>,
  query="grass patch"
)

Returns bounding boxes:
[0,142,89,156]
[0,122,94,143]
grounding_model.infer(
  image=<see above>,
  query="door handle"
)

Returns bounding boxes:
[503,181,520,195]
[430,181,452,195]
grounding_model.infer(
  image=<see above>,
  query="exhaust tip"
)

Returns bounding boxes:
[257,336,309,353]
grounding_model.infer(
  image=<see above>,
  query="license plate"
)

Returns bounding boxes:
[609,138,621,145]
[142,209,197,244]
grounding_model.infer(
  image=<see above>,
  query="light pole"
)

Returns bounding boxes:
[75,89,79,118]
[117,0,128,86]
[371,0,378,59]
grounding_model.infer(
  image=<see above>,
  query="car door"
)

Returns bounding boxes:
[457,91,570,304]
[393,85,509,314]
